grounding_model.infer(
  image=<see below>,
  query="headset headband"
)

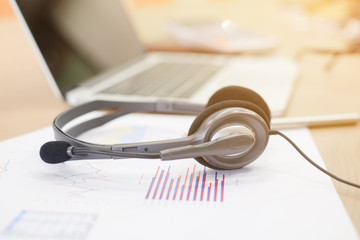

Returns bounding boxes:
[53,100,205,153]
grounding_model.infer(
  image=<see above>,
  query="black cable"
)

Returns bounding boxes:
[269,130,360,189]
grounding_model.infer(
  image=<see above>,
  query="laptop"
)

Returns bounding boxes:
[10,0,298,117]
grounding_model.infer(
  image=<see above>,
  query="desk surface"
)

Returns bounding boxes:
[1,0,360,234]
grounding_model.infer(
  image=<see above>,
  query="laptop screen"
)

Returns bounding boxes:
[14,0,144,96]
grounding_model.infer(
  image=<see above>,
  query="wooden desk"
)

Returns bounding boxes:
[1,0,360,234]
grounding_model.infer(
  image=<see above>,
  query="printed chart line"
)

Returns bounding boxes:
[145,165,225,202]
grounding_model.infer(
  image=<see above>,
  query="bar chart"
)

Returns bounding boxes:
[145,165,225,202]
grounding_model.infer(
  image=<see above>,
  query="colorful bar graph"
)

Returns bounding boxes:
[145,165,225,202]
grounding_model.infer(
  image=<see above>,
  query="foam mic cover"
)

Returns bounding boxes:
[40,141,72,164]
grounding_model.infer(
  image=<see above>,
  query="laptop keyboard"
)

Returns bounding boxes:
[101,62,221,98]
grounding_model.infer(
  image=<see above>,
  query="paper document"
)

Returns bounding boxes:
[0,113,358,239]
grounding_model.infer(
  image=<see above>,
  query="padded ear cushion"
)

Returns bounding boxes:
[189,100,269,136]
[188,100,270,169]
[206,86,271,122]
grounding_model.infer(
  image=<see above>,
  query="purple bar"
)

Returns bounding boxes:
[180,168,189,200]
[186,173,193,201]
[145,167,160,199]
[166,179,174,200]
[159,166,170,200]
[173,176,181,200]
[200,167,206,201]
[152,170,164,199]
[207,183,211,202]
[221,178,224,202]
[193,175,200,201]
[214,172,218,202]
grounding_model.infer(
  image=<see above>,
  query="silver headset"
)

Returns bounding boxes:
[40,86,271,170]
[40,86,360,188]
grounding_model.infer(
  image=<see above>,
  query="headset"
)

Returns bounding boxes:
[40,86,360,188]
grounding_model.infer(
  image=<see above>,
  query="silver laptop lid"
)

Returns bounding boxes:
[11,0,144,97]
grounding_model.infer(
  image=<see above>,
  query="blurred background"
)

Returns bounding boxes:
[1,0,360,139]
[2,0,360,55]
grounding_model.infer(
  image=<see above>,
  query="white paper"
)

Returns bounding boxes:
[0,113,358,240]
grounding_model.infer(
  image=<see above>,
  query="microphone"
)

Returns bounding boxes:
[39,141,161,163]
[40,141,72,164]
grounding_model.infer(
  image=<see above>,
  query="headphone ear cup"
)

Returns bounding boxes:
[206,86,271,122]
[188,100,269,169]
